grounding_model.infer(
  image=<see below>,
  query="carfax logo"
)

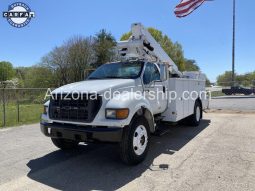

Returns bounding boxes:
[2,2,35,28]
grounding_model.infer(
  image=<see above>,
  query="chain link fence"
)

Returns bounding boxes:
[0,88,50,128]
[1,80,254,127]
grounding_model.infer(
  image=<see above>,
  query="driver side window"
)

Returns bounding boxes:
[143,63,160,85]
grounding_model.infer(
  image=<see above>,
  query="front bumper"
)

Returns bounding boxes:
[40,122,123,143]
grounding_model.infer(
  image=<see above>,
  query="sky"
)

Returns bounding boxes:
[0,0,254,82]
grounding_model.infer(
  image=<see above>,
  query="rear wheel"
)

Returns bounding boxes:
[244,92,252,96]
[51,138,79,150]
[188,101,202,127]
[120,117,150,165]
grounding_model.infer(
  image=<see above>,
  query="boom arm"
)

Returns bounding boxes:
[117,23,182,76]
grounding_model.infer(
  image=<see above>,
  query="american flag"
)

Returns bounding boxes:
[174,0,206,18]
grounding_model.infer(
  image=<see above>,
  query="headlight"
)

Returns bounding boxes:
[105,109,129,119]
[43,106,48,115]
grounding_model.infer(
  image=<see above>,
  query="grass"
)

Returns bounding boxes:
[0,103,42,128]
[210,91,225,98]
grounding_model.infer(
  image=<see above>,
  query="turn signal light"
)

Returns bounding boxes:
[106,109,129,119]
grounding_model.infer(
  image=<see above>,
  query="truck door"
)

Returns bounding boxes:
[142,63,168,114]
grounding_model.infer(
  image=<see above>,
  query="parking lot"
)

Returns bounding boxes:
[0,110,255,191]
[210,96,255,112]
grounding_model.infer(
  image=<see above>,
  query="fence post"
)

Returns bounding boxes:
[2,86,6,127]
[17,100,20,123]
[16,89,20,123]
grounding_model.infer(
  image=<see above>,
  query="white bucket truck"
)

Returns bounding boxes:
[41,23,208,165]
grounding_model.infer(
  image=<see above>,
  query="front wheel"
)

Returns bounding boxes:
[120,117,150,165]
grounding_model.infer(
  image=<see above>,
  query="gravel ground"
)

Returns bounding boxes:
[1,112,255,191]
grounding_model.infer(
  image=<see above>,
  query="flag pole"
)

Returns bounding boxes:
[232,0,236,86]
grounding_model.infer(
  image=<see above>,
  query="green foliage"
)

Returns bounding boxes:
[120,32,132,41]
[206,78,211,87]
[41,36,95,86]
[121,28,186,71]
[217,71,255,87]
[15,66,55,88]
[185,59,200,71]
[15,67,29,87]
[66,36,95,82]
[94,29,116,68]
[25,66,55,88]
[40,31,116,86]
[236,72,255,87]
[0,61,15,82]
[217,71,235,86]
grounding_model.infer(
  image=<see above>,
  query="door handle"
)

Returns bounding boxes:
[163,86,166,93]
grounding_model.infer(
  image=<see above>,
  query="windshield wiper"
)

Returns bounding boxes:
[104,76,131,79]
[88,77,102,80]
[89,76,132,80]
[104,76,122,79]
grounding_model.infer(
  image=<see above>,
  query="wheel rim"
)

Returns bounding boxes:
[133,125,148,156]
[196,106,201,122]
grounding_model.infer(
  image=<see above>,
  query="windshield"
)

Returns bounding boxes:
[88,61,144,80]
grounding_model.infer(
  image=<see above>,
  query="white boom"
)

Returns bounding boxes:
[117,23,182,76]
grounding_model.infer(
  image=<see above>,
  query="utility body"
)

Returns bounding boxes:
[41,23,209,164]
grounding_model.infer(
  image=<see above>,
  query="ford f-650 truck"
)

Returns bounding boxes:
[41,23,208,165]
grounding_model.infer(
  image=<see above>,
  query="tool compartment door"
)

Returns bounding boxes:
[162,78,185,122]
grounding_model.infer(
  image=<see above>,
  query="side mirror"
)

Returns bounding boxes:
[159,64,167,81]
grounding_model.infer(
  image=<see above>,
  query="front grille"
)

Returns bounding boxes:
[49,93,102,123]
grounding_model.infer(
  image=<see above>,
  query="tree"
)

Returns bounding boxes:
[206,78,211,87]
[41,30,116,86]
[23,66,55,88]
[184,59,200,71]
[0,61,15,82]
[217,71,236,86]
[236,72,255,87]
[93,29,116,68]
[120,32,131,41]
[41,36,95,86]
[121,28,186,71]
[217,71,255,87]
[66,36,95,82]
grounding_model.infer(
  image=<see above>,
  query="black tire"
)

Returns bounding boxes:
[120,116,150,165]
[51,138,79,150]
[188,101,202,127]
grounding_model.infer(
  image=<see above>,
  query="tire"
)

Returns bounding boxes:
[244,92,252,96]
[120,116,150,165]
[51,138,79,150]
[188,101,202,127]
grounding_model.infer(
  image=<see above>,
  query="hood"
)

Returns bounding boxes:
[52,79,137,94]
